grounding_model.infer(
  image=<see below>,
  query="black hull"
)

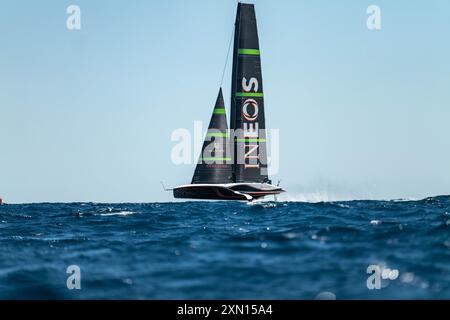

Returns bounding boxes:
[173,184,284,201]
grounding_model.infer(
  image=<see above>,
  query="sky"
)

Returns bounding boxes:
[1,0,449,203]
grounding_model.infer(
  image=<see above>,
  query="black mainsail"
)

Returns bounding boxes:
[191,88,233,184]
[230,3,268,183]
[172,3,283,201]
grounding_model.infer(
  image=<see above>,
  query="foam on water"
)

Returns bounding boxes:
[98,211,135,217]
[277,191,363,203]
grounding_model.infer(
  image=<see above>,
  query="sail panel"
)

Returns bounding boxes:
[191,88,233,184]
[230,3,269,183]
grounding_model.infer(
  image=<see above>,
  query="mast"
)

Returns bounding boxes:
[230,3,269,183]
[191,88,233,184]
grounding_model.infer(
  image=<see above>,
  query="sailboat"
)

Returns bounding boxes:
[173,3,284,201]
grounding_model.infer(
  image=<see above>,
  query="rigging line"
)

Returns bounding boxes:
[220,24,235,88]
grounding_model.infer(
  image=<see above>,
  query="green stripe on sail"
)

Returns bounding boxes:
[236,138,267,143]
[236,92,264,98]
[206,132,229,138]
[238,49,260,55]
[200,157,232,161]
[213,108,226,115]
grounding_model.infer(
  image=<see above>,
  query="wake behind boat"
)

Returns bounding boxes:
[173,3,284,201]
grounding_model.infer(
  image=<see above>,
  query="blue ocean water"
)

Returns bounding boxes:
[1,197,450,299]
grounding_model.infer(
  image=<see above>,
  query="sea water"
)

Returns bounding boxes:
[1,197,449,299]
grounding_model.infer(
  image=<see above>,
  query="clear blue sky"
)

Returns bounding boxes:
[1,0,449,203]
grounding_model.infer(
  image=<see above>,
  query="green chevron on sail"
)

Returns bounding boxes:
[238,48,260,55]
